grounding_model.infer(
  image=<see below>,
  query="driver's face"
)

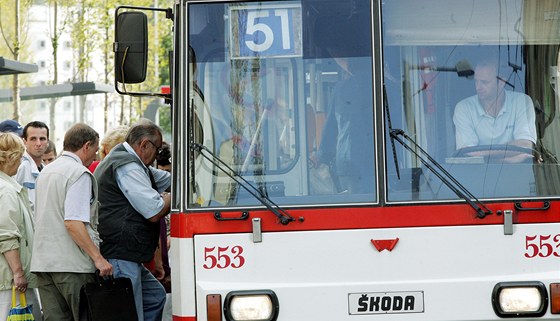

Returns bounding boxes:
[474,65,502,102]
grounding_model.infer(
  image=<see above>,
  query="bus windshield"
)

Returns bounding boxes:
[384,0,560,202]
[187,0,376,208]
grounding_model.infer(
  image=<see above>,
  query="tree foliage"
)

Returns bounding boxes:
[0,0,174,132]
[0,0,33,120]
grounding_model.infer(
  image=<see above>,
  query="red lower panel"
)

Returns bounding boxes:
[171,201,560,238]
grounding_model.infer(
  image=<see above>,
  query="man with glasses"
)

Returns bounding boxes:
[94,119,171,321]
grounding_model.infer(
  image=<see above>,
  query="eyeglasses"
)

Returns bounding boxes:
[148,140,163,154]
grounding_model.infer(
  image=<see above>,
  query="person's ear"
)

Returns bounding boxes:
[140,138,149,150]
[139,138,153,154]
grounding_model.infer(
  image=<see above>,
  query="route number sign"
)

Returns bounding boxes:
[230,3,302,59]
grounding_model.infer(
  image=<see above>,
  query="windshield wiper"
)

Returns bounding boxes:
[190,143,295,225]
[383,85,400,179]
[383,82,491,218]
[389,129,492,218]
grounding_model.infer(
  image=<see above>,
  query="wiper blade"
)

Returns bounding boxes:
[383,84,400,179]
[190,143,295,225]
[390,129,492,218]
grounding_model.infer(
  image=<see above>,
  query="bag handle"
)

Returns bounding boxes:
[94,270,116,284]
[11,286,27,308]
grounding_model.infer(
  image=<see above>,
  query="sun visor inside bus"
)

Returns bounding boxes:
[189,3,226,63]
[309,11,372,59]
[114,11,148,84]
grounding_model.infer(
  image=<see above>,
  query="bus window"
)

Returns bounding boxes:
[187,0,376,208]
[383,0,560,202]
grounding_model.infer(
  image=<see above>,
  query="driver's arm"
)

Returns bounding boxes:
[502,139,534,163]
[510,93,537,148]
[509,139,533,149]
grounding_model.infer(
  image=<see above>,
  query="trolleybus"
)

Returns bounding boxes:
[114,0,560,320]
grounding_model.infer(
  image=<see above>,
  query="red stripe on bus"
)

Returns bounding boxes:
[172,316,195,321]
[171,201,560,238]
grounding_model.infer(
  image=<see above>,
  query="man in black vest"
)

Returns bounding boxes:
[95,119,171,321]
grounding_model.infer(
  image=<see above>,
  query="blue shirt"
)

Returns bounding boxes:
[115,142,171,219]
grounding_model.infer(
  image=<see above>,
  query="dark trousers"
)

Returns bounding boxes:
[35,272,94,321]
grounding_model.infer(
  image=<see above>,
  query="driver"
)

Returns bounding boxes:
[452,59,537,163]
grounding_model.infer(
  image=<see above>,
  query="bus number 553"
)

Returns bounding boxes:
[525,235,560,258]
[203,246,246,269]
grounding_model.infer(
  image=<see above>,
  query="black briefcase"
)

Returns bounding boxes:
[79,272,138,321]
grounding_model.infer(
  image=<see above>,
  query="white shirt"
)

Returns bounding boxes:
[60,152,93,222]
[14,151,42,212]
[453,91,537,150]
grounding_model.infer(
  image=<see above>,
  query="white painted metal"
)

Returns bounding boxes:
[185,223,560,320]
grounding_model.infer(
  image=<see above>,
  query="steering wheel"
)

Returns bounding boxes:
[454,144,534,163]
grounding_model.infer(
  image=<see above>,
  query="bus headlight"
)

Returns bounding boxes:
[492,282,547,317]
[224,290,279,321]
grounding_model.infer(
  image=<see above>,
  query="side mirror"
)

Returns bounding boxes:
[114,11,147,84]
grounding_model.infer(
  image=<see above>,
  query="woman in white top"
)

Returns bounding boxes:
[0,132,41,320]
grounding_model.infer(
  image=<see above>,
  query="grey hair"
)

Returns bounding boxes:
[126,119,162,146]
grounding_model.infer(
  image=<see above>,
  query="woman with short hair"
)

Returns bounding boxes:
[0,132,40,320]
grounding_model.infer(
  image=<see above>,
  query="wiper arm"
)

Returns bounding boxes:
[390,129,492,218]
[190,143,295,225]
